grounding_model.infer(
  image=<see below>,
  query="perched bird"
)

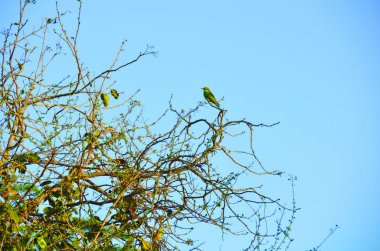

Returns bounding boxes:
[202,87,220,108]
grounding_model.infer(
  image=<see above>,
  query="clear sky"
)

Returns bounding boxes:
[1,0,380,250]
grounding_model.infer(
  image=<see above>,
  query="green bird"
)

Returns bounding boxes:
[202,87,220,108]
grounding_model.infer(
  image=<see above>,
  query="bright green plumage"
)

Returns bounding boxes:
[202,87,220,108]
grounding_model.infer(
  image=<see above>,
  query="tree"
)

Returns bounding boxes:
[0,1,297,250]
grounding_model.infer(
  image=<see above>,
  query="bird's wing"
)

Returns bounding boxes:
[208,92,220,107]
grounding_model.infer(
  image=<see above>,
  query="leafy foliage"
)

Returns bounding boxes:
[101,93,110,107]
[111,89,119,100]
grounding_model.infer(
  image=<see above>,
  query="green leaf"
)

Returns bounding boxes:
[43,207,53,214]
[123,236,133,249]
[93,215,101,222]
[5,204,20,223]
[101,93,110,107]
[37,237,47,250]
[18,183,32,192]
[137,237,151,251]
[14,152,40,164]
[110,89,119,99]
[155,227,164,241]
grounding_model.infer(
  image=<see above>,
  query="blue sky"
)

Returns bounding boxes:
[1,0,380,250]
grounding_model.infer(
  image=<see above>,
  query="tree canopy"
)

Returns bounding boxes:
[0,1,297,250]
